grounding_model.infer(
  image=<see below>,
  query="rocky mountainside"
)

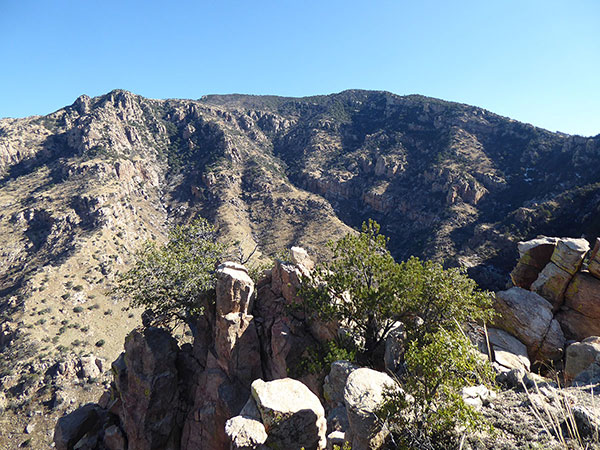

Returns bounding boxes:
[0,89,599,447]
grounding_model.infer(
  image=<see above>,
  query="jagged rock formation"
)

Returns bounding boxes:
[55,247,600,450]
[2,89,600,447]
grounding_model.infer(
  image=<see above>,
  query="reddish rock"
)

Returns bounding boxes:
[555,308,600,341]
[271,259,303,306]
[564,272,600,318]
[214,312,262,386]
[117,328,181,450]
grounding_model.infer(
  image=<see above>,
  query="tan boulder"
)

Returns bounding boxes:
[216,262,254,316]
[487,328,530,372]
[290,246,315,272]
[493,287,565,361]
[531,262,573,310]
[225,415,268,450]
[344,368,400,450]
[550,238,590,275]
[251,378,327,450]
[564,337,600,384]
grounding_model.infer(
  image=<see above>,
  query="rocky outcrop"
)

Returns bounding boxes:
[182,262,261,450]
[55,253,334,450]
[496,235,600,370]
[530,238,590,309]
[587,238,600,279]
[54,404,105,450]
[113,327,181,450]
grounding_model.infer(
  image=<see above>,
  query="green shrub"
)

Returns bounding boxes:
[73,306,83,313]
[95,339,105,347]
[299,220,495,447]
[114,218,228,332]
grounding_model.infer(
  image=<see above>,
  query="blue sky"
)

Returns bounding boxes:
[1,0,598,136]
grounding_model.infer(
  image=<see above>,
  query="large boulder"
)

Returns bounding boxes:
[564,337,600,384]
[290,246,315,273]
[556,307,600,341]
[510,236,558,289]
[225,396,269,449]
[493,287,565,361]
[487,328,530,372]
[344,368,398,450]
[225,416,268,450]
[251,378,327,450]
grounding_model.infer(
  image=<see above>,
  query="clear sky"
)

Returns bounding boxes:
[1,0,598,136]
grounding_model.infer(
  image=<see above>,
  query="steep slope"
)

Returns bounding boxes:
[0,89,599,447]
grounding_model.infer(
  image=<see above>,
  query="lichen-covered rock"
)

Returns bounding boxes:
[564,337,600,384]
[493,287,565,361]
[564,272,600,319]
[510,236,558,289]
[251,378,327,450]
[531,262,573,310]
[344,368,399,450]
[555,307,600,342]
[550,238,590,275]
[587,238,600,279]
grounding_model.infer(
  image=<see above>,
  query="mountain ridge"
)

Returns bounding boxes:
[1,88,600,447]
